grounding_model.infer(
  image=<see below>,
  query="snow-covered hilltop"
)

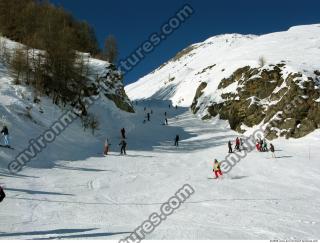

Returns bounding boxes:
[126,24,320,139]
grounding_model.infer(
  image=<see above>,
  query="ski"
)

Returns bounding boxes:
[0,145,14,150]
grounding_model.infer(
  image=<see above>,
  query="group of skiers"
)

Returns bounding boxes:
[143,107,170,126]
[227,137,276,157]
[103,102,182,155]
[0,126,10,147]
[227,137,243,153]
[103,128,127,156]
[211,137,278,179]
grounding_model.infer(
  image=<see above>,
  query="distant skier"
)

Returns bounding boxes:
[174,134,180,147]
[175,105,178,110]
[213,159,223,179]
[164,112,167,117]
[270,143,276,158]
[0,126,9,147]
[259,139,263,152]
[235,137,240,151]
[228,141,233,153]
[256,139,261,151]
[104,137,110,155]
[169,104,171,109]
[165,118,168,125]
[0,186,5,203]
[121,128,126,139]
[262,139,268,152]
[147,113,150,121]
[119,139,127,155]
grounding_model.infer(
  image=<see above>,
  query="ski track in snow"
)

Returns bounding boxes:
[0,99,319,240]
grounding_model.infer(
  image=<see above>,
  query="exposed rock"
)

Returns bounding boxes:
[191,82,207,113]
[191,64,320,139]
[99,64,134,113]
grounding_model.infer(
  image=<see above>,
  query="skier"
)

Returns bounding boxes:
[169,104,171,109]
[175,105,178,110]
[119,139,127,155]
[164,112,167,117]
[213,159,223,179]
[270,143,276,158]
[259,139,263,152]
[263,139,268,152]
[121,128,126,139]
[256,140,261,151]
[165,118,168,125]
[228,141,233,153]
[235,137,240,151]
[147,113,150,121]
[0,126,9,147]
[104,137,110,155]
[174,134,180,147]
[0,186,5,203]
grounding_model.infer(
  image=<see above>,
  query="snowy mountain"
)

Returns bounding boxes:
[0,36,134,172]
[126,24,320,139]
[0,30,320,240]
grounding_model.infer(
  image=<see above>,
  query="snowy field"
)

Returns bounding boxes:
[0,99,319,240]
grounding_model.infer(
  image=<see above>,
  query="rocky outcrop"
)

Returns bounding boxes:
[191,82,207,113]
[96,63,134,113]
[192,64,320,139]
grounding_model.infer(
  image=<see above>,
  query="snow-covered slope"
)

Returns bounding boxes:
[126,24,320,139]
[1,99,319,240]
[126,24,320,107]
[0,37,134,172]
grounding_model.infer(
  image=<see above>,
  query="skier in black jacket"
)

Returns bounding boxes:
[174,135,180,147]
[228,141,233,153]
[1,126,9,147]
[119,139,127,155]
[0,186,5,203]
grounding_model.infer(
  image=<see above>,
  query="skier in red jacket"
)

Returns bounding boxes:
[213,159,223,179]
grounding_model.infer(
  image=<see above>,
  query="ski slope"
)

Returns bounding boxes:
[1,99,319,240]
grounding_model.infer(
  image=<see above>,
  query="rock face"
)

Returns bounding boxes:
[192,64,320,139]
[191,82,207,113]
[98,64,134,113]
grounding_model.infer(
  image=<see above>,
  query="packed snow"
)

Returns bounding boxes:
[1,96,320,239]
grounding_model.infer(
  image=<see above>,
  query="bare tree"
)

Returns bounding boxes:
[103,35,118,63]
[10,46,28,84]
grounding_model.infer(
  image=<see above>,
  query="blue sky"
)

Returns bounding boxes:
[50,0,320,85]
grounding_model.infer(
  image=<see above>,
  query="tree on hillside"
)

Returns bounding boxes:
[103,35,118,64]
[10,47,28,84]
